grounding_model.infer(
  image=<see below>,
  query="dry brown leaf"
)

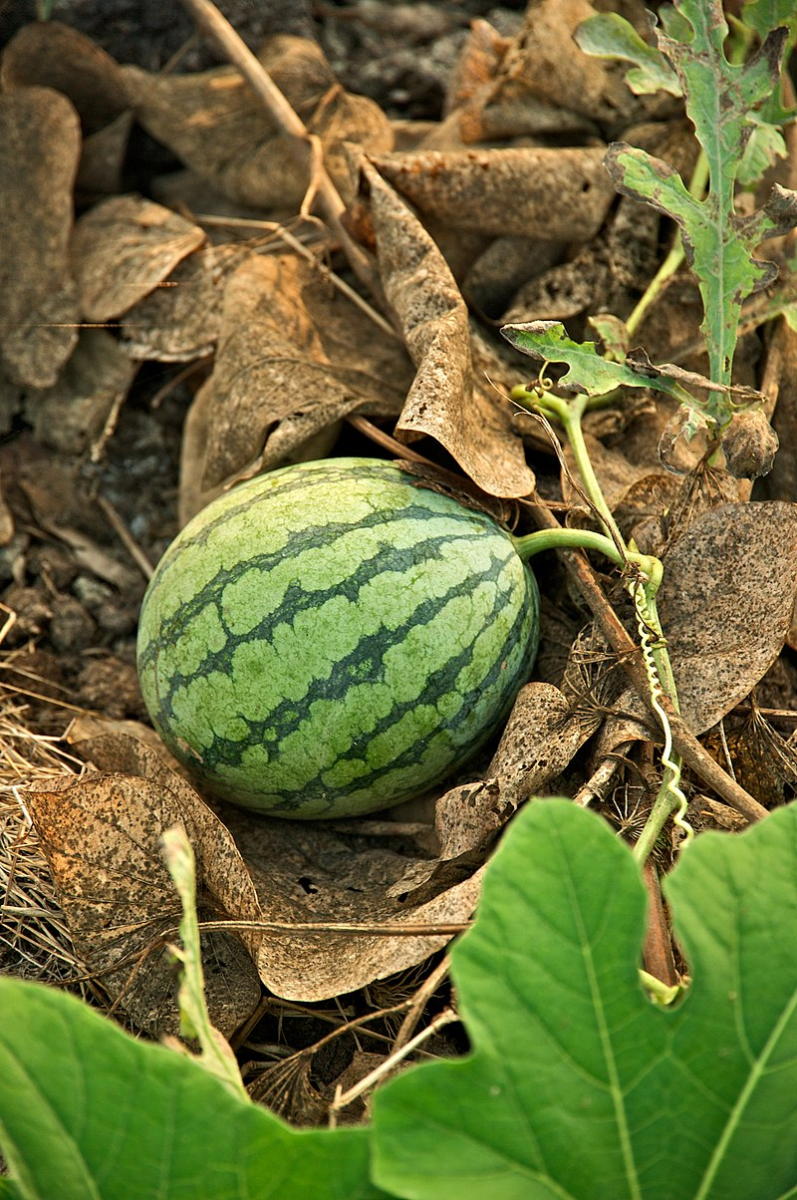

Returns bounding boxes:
[24,329,137,456]
[28,734,263,1037]
[0,87,80,386]
[120,242,252,362]
[655,502,797,733]
[1,281,80,390]
[213,801,483,1003]
[442,18,508,120]
[1,21,129,134]
[67,736,482,1005]
[71,195,207,323]
[182,252,410,501]
[122,35,392,212]
[1,20,132,198]
[432,16,595,145]
[364,161,534,498]
[68,714,189,778]
[493,0,646,129]
[600,501,797,753]
[369,147,615,242]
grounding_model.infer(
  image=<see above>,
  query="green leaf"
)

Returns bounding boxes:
[741,0,797,44]
[0,979,383,1200]
[575,13,680,95]
[594,0,797,399]
[737,120,788,189]
[372,799,797,1198]
[501,320,693,403]
[604,141,797,399]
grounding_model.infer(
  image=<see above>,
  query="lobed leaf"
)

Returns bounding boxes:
[501,319,694,403]
[582,0,797,407]
[372,799,797,1198]
[574,13,680,96]
[0,978,383,1200]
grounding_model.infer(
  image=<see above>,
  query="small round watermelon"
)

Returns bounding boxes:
[137,458,539,819]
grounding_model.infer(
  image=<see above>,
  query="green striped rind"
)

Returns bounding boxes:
[137,458,539,819]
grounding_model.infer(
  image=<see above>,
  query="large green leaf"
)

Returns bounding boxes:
[372,799,797,1199]
[0,978,383,1200]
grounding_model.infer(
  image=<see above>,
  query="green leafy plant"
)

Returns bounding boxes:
[3,800,797,1198]
[506,0,797,435]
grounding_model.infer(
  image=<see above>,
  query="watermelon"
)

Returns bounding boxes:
[136,458,539,819]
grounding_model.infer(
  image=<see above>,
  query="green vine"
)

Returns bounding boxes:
[510,378,693,860]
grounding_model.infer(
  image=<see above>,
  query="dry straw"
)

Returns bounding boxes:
[0,623,89,999]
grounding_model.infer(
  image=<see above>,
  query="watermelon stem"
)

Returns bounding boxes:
[512,378,692,859]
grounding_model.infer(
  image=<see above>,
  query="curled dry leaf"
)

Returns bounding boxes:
[120,242,252,362]
[26,734,263,1038]
[0,87,80,387]
[71,195,206,323]
[363,161,535,498]
[122,35,392,212]
[496,0,648,129]
[369,147,615,242]
[720,409,779,480]
[1,20,133,197]
[25,329,137,456]
[433,10,605,145]
[182,252,411,503]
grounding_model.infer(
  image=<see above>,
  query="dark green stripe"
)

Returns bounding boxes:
[139,502,501,674]
[155,528,513,704]
[267,569,537,815]
[152,461,457,579]
[169,559,536,813]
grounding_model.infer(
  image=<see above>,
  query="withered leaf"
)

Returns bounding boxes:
[74,732,487,1004]
[601,501,797,748]
[25,329,137,456]
[655,501,797,733]
[433,13,597,146]
[28,734,263,1037]
[492,0,645,130]
[0,87,80,382]
[121,242,252,362]
[184,252,411,498]
[122,36,392,212]
[214,802,484,1003]
[369,146,615,242]
[71,195,207,323]
[364,161,535,498]
[1,21,129,135]
[1,21,133,200]
[1,280,80,390]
